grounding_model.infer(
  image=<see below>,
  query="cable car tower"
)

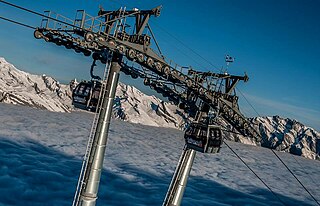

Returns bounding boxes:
[31,5,261,206]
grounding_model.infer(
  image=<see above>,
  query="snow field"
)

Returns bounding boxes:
[0,103,319,205]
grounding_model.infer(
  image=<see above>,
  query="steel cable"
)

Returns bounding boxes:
[224,140,287,206]
[0,16,36,29]
[236,89,320,206]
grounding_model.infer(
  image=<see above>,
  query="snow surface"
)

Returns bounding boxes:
[0,103,319,206]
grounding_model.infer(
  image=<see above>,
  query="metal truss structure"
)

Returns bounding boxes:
[33,6,262,206]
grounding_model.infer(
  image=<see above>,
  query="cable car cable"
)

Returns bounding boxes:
[0,0,221,78]
[0,0,118,31]
[223,141,286,206]
[2,1,317,203]
[144,24,209,71]
[0,15,36,29]
[0,0,82,30]
[236,87,261,117]
[236,88,320,206]
[151,20,221,72]
[292,155,320,188]
[270,149,320,205]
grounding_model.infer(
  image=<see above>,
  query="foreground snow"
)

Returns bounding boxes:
[0,103,319,206]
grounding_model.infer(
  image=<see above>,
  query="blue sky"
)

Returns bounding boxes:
[0,0,319,130]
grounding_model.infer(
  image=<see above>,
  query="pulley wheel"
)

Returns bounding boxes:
[147,57,154,67]
[85,32,94,42]
[163,66,171,76]
[118,45,126,54]
[97,36,105,43]
[233,114,239,122]
[199,87,205,95]
[155,62,162,72]
[172,70,178,77]
[186,79,193,87]
[127,49,136,60]
[34,30,43,39]
[222,105,228,113]
[137,53,145,62]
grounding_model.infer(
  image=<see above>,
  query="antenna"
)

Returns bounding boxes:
[225,54,235,66]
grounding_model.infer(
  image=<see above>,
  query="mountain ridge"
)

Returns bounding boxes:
[0,57,318,160]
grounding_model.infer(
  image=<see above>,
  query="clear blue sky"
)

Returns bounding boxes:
[0,0,319,130]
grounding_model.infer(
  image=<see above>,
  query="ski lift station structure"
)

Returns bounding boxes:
[0,1,318,206]
[32,7,257,205]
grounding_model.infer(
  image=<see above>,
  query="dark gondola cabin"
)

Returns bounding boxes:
[72,80,102,111]
[184,122,223,153]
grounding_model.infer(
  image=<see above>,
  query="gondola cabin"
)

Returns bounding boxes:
[184,122,223,153]
[72,80,102,112]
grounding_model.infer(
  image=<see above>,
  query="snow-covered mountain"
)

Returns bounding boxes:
[214,116,319,160]
[112,86,320,159]
[0,57,72,112]
[113,83,188,129]
[252,116,320,160]
[0,57,187,129]
[0,57,319,160]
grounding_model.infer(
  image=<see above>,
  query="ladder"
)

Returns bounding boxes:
[72,61,111,206]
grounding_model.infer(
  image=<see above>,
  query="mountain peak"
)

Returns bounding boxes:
[0,57,72,112]
[0,57,319,160]
[252,115,319,160]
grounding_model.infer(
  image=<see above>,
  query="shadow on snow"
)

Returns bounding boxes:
[0,137,313,206]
